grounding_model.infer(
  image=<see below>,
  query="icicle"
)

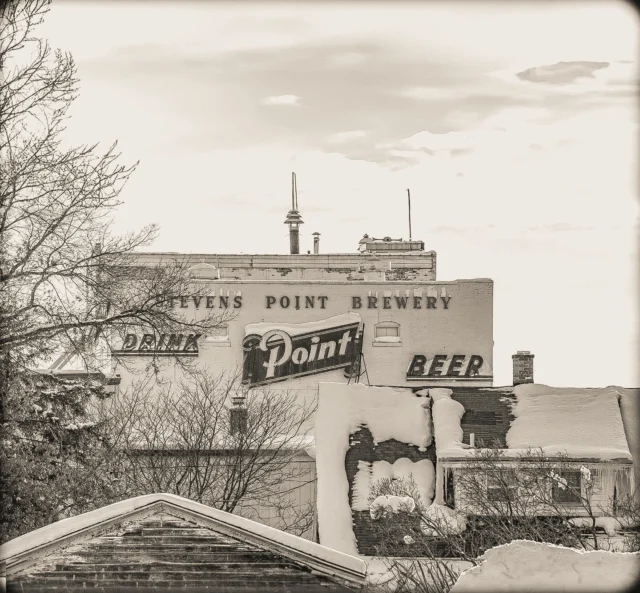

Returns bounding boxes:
[351,461,372,511]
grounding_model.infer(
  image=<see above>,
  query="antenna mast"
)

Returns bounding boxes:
[292,172,297,210]
[407,188,412,240]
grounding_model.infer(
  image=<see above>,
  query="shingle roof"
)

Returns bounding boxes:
[450,387,515,449]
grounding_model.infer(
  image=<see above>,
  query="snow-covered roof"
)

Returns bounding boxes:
[0,493,366,586]
[438,384,633,462]
[36,344,114,380]
[505,384,632,461]
[617,388,640,498]
[126,433,316,457]
[315,382,432,556]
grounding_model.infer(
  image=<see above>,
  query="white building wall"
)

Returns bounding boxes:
[113,278,494,399]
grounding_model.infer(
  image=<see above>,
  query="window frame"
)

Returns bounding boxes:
[205,324,231,347]
[551,470,582,505]
[373,321,402,347]
[486,470,518,502]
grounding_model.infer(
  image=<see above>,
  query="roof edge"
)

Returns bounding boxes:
[0,493,366,584]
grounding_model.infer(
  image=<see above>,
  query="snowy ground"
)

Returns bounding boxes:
[364,556,473,591]
[451,540,639,592]
[364,541,639,592]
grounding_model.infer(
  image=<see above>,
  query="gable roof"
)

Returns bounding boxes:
[1,493,366,589]
[442,385,633,463]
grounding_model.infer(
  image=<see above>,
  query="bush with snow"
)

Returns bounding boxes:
[370,495,416,520]
[420,503,467,536]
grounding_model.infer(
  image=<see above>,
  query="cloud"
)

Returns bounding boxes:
[326,130,368,143]
[262,94,301,106]
[516,61,610,84]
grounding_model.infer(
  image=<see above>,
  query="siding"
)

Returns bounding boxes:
[235,455,318,541]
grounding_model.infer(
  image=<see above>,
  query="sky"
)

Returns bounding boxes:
[37,0,638,387]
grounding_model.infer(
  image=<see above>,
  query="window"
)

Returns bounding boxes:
[205,325,230,346]
[551,471,581,504]
[486,470,517,502]
[188,262,219,279]
[375,325,399,338]
[373,321,401,346]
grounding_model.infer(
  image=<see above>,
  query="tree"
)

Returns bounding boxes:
[0,0,229,374]
[105,367,317,537]
[0,1,229,541]
[364,448,640,593]
[0,371,130,543]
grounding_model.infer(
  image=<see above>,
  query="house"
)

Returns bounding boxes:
[0,493,366,592]
[435,384,635,519]
[314,375,637,557]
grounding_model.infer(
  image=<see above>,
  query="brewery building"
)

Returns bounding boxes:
[31,180,638,559]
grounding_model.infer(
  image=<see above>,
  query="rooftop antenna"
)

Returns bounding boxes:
[284,172,303,254]
[407,188,412,240]
[292,172,297,210]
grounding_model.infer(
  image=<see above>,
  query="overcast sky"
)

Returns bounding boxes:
[40,1,638,387]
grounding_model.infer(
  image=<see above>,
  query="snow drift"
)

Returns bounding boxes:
[451,540,640,592]
[315,383,432,556]
[430,388,466,457]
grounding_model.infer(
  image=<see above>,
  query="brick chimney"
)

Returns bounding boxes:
[512,351,534,386]
[230,395,247,435]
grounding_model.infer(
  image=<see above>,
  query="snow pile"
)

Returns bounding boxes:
[316,383,432,555]
[244,312,361,338]
[430,388,466,457]
[617,389,639,457]
[420,503,467,536]
[507,385,632,460]
[568,516,626,536]
[353,458,435,514]
[370,495,416,519]
[371,458,436,508]
[451,540,640,592]
[352,461,373,511]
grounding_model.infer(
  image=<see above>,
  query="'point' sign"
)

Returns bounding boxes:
[242,315,361,386]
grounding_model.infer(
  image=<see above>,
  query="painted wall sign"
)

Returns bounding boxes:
[161,292,452,311]
[242,314,361,386]
[406,354,492,380]
[114,333,201,356]
[159,295,243,309]
[264,294,451,310]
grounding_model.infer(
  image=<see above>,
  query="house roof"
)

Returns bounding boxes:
[35,347,119,384]
[442,385,633,464]
[1,493,366,589]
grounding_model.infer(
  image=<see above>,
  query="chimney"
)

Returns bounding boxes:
[230,395,247,435]
[512,351,534,386]
[284,172,303,254]
[312,232,320,254]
